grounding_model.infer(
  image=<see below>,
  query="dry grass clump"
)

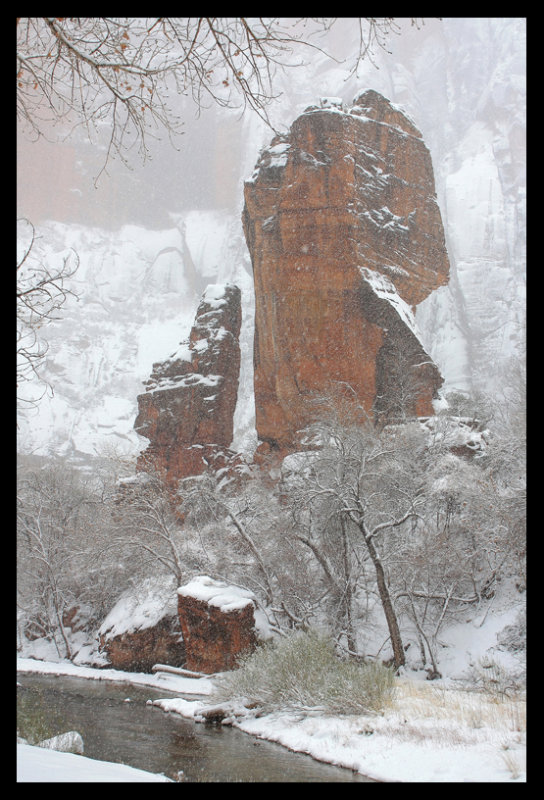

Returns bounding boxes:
[212,630,396,715]
[390,676,526,746]
[500,747,525,780]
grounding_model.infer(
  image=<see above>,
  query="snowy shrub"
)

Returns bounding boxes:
[497,611,526,654]
[212,629,395,715]
[467,657,525,700]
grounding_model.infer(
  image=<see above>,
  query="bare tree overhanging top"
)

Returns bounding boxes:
[16,17,425,179]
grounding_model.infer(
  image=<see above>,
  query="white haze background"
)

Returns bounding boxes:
[16,18,526,464]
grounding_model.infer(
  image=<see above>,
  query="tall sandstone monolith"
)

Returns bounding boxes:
[242,90,450,460]
[134,283,242,486]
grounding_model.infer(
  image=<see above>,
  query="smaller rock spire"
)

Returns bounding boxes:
[134,283,242,486]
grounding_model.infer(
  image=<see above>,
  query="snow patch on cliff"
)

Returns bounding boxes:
[359,266,421,339]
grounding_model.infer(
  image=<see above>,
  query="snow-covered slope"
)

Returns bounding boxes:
[17,18,525,462]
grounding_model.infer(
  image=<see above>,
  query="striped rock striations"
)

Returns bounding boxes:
[134,283,242,485]
[242,90,450,457]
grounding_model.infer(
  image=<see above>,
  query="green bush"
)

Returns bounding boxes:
[212,629,395,715]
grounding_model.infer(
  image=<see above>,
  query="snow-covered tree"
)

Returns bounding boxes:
[178,468,322,634]
[282,399,429,668]
[16,458,121,656]
[110,471,191,585]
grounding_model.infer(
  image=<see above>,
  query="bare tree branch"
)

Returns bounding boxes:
[17,218,79,411]
[17,17,424,178]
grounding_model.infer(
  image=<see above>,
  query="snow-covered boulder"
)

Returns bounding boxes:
[98,577,185,673]
[177,576,257,674]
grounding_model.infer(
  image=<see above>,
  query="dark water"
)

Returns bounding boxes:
[17,673,376,782]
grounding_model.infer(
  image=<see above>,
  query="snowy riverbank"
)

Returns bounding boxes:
[17,657,525,783]
[17,742,174,782]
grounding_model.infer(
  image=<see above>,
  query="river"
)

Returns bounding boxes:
[17,673,376,782]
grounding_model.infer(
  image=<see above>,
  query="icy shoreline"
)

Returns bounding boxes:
[17,657,525,783]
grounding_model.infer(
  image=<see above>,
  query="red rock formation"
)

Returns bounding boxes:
[98,616,185,673]
[134,283,242,485]
[243,91,449,454]
[177,576,257,673]
[98,579,185,673]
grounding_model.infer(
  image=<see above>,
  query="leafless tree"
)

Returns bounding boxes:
[110,472,190,585]
[17,17,425,179]
[178,468,330,635]
[16,218,79,410]
[181,471,281,612]
[284,405,429,669]
[388,372,526,672]
[17,458,120,656]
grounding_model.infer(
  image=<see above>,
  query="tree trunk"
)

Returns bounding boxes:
[364,535,405,669]
[340,516,356,654]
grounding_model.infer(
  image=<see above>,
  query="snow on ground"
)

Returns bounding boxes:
[16,656,214,696]
[232,684,526,784]
[17,577,526,782]
[17,743,173,782]
[17,655,525,783]
[151,682,526,783]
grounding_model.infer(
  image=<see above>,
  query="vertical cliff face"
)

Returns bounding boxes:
[134,283,242,485]
[243,90,450,455]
